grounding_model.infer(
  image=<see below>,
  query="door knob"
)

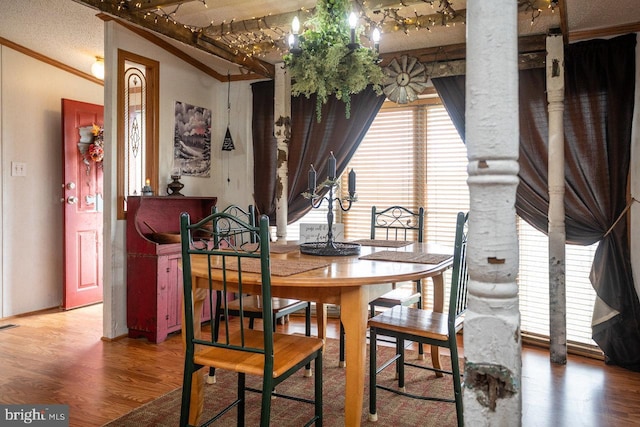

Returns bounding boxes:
[67,196,78,205]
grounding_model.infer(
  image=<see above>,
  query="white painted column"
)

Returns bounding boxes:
[273,64,291,241]
[546,32,567,364]
[463,0,522,425]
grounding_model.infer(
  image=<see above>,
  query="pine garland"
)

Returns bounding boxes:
[284,0,384,122]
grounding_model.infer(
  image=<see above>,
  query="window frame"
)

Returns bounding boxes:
[116,49,159,220]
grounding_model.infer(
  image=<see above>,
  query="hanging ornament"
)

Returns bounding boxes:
[222,127,235,151]
[222,73,235,184]
[222,73,235,152]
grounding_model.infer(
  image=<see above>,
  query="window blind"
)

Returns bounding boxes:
[293,99,600,350]
[518,219,598,347]
[340,107,417,240]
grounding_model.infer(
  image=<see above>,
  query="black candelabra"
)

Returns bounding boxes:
[300,152,360,256]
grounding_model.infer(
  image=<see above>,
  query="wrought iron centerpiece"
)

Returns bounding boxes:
[300,152,360,256]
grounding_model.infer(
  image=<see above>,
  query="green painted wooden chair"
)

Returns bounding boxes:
[207,205,311,384]
[368,211,468,427]
[179,211,323,427]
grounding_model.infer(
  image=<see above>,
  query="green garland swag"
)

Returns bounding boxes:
[283,0,384,122]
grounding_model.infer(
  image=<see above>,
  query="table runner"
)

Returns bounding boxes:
[351,239,412,248]
[216,258,329,276]
[241,242,300,254]
[268,243,300,254]
[359,250,451,265]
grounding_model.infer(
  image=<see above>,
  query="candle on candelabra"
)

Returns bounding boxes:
[308,164,317,193]
[328,152,337,180]
[349,12,357,45]
[348,169,356,197]
[372,28,380,53]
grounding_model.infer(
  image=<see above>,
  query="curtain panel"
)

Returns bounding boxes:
[432,33,640,371]
[252,80,384,224]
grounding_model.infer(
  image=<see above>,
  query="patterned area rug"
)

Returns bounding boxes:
[103,339,459,426]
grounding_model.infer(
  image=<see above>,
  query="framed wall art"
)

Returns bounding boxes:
[174,101,211,177]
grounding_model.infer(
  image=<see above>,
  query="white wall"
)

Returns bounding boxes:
[102,21,255,338]
[0,46,103,317]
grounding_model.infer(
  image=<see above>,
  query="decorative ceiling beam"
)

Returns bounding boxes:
[204,2,464,36]
[73,0,550,80]
[72,0,275,77]
[378,34,546,66]
[203,9,315,37]
[134,0,185,12]
[203,5,466,54]
[377,33,545,80]
[102,14,263,82]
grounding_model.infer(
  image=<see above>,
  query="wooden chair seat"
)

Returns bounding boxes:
[227,295,308,318]
[370,288,421,313]
[367,305,464,342]
[195,329,324,377]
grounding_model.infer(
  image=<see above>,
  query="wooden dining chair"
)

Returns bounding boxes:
[367,211,468,427]
[207,204,311,384]
[339,205,425,365]
[179,211,324,427]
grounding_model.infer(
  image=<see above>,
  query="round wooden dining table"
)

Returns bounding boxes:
[185,240,453,426]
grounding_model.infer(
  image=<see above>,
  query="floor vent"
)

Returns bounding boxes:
[0,324,18,331]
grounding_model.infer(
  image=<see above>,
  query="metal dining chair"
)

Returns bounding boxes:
[368,211,468,427]
[179,211,323,427]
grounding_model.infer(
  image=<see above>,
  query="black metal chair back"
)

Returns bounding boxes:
[212,204,257,248]
[370,205,424,242]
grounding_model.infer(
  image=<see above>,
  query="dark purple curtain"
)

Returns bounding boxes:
[252,81,384,224]
[432,75,466,141]
[432,33,640,370]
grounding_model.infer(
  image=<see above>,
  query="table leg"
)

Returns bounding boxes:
[316,302,328,346]
[185,285,207,426]
[430,273,445,378]
[340,286,368,427]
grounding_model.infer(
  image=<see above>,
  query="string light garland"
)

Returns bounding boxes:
[113,0,553,60]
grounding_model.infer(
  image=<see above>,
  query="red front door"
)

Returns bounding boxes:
[62,99,104,309]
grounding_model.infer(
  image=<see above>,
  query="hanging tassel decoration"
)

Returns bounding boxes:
[222,73,235,184]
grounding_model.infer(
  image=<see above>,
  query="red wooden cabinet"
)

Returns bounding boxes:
[126,196,217,343]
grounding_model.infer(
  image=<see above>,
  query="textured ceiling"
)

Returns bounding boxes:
[0,0,638,81]
[0,0,104,77]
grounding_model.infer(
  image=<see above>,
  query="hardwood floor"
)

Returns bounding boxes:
[1,304,639,426]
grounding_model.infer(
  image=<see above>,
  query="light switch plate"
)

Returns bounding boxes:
[11,162,27,177]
